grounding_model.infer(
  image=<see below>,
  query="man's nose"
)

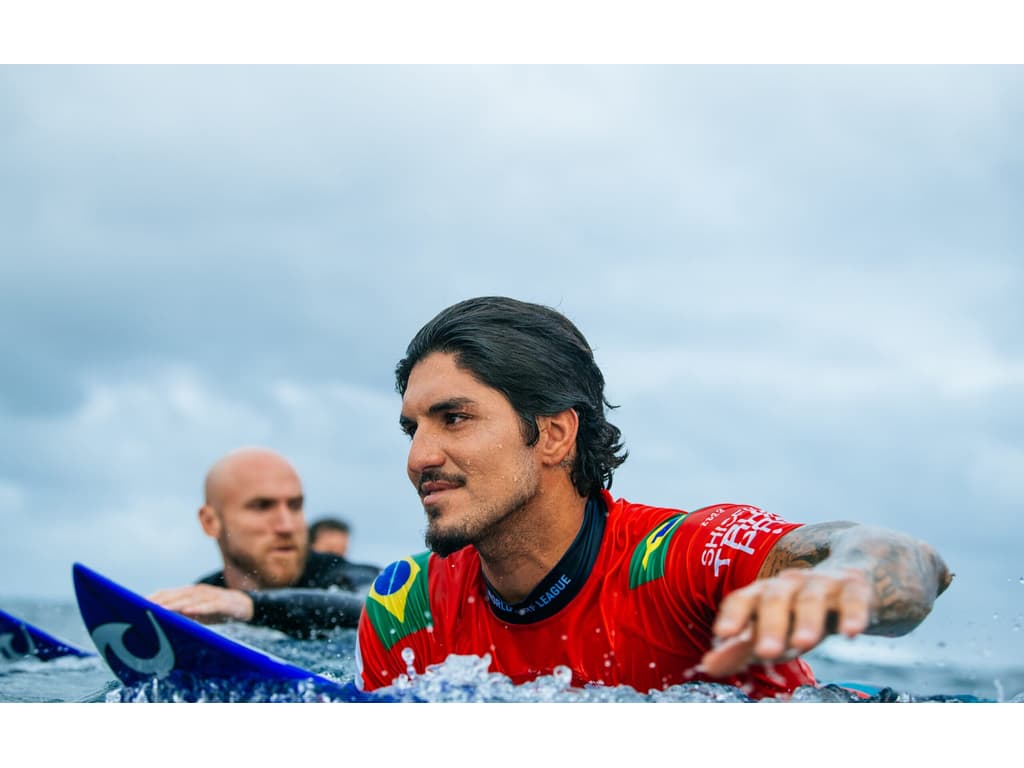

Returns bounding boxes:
[407,427,445,479]
[271,504,299,531]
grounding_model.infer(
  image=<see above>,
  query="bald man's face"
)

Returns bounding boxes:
[201,453,308,589]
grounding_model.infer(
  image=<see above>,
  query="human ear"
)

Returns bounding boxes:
[198,504,222,539]
[537,408,579,468]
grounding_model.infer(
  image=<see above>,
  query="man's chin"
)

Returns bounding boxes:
[261,553,304,587]
[425,526,472,558]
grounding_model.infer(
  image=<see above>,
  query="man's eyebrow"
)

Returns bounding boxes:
[400,397,477,429]
[243,495,304,507]
[426,397,476,415]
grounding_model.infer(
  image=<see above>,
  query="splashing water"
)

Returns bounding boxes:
[2,606,1021,703]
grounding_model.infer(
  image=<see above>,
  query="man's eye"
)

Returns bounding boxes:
[400,423,417,438]
[445,412,468,426]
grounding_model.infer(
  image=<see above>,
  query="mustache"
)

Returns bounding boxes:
[417,470,467,496]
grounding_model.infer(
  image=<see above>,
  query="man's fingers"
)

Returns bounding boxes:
[837,572,872,636]
[708,569,876,676]
[712,583,762,638]
[750,573,802,659]
[147,586,189,604]
[700,627,756,678]
[148,585,216,616]
[146,584,252,623]
[788,576,832,651]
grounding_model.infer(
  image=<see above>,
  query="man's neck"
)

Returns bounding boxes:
[477,485,589,604]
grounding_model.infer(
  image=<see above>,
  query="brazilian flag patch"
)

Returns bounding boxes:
[629,514,686,589]
[366,551,433,651]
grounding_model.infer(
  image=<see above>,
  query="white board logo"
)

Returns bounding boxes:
[91,610,175,677]
[0,625,36,660]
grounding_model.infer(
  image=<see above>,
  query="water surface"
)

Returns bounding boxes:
[2,598,1021,703]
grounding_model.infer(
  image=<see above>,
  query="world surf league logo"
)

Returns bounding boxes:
[486,574,572,618]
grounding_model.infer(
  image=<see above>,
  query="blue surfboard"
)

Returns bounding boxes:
[72,562,394,702]
[0,607,94,661]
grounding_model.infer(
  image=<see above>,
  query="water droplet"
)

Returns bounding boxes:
[552,665,573,686]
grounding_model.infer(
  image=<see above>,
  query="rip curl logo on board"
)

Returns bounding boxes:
[0,625,36,660]
[366,551,433,651]
[629,514,686,588]
[91,610,175,678]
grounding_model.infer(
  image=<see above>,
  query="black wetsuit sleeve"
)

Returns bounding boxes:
[247,588,366,639]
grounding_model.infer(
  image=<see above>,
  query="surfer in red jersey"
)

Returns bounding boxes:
[150,447,379,638]
[355,297,952,699]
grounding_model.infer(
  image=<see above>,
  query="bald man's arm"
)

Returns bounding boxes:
[149,565,376,637]
[148,584,255,624]
[146,584,363,638]
[247,588,366,638]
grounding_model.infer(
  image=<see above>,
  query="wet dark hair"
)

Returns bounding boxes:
[395,296,628,497]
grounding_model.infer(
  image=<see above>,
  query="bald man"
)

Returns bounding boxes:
[149,447,380,639]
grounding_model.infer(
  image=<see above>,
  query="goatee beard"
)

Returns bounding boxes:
[424,484,538,558]
[424,525,472,558]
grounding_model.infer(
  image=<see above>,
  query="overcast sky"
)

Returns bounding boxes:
[1,65,1021,666]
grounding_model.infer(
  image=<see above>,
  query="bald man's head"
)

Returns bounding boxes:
[198,447,308,590]
[204,447,299,509]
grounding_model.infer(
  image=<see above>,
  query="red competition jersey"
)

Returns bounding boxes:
[355,491,817,699]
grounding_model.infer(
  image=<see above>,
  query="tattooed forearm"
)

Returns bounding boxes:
[759,522,954,637]
[757,521,858,577]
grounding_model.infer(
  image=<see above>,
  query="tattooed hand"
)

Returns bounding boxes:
[699,522,953,678]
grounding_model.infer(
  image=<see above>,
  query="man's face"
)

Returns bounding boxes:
[212,460,307,588]
[400,351,541,556]
[311,529,349,557]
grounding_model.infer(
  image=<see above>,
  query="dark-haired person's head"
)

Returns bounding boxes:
[309,517,351,557]
[396,296,627,500]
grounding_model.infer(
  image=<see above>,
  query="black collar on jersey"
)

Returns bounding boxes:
[483,495,607,625]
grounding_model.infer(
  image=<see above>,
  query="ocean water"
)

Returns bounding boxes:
[2,597,1022,704]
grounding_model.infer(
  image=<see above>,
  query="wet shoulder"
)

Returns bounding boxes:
[603,494,690,588]
[604,493,691,542]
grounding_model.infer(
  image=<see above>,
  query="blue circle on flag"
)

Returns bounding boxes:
[374,559,412,595]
